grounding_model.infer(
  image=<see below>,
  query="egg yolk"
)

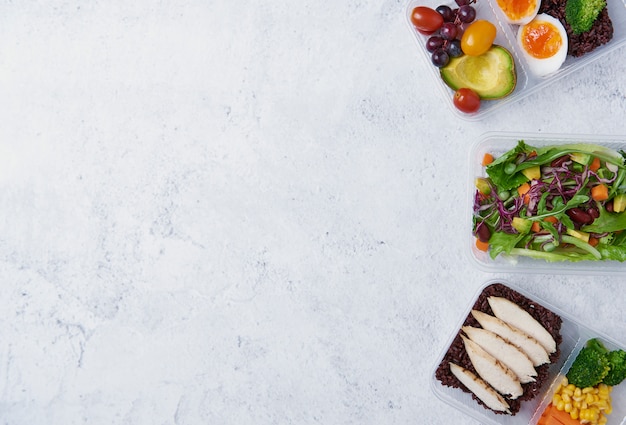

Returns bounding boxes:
[521,20,563,58]
[497,0,538,21]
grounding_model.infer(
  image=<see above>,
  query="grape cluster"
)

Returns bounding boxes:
[427,0,477,67]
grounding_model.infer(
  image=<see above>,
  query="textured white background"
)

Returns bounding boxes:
[1,1,626,424]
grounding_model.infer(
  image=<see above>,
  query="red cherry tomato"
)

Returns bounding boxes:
[453,88,481,113]
[461,20,497,56]
[410,6,444,35]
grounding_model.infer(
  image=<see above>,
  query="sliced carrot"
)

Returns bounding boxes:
[544,216,559,224]
[590,156,601,172]
[538,403,580,425]
[475,238,489,252]
[589,236,600,247]
[482,153,494,166]
[591,184,609,201]
[531,221,541,232]
[517,182,530,196]
[517,182,531,204]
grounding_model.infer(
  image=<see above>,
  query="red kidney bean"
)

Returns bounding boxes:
[606,201,614,212]
[587,207,599,220]
[551,155,569,167]
[476,224,491,243]
[566,207,593,224]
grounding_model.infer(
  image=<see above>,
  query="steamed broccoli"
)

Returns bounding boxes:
[603,349,626,386]
[566,339,610,388]
[565,0,607,34]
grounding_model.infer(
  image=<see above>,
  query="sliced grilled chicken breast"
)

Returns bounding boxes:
[487,296,557,354]
[462,325,537,384]
[449,362,511,414]
[461,335,523,399]
[471,309,550,367]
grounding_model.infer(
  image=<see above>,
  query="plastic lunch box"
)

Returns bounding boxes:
[467,131,626,274]
[430,279,626,425]
[405,0,626,120]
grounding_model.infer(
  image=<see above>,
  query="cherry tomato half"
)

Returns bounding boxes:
[410,6,444,35]
[453,88,481,113]
[461,20,497,56]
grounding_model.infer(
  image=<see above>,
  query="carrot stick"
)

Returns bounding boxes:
[482,153,494,166]
[544,216,559,224]
[590,156,601,172]
[475,239,489,252]
[517,183,531,204]
[538,403,580,425]
[591,184,609,201]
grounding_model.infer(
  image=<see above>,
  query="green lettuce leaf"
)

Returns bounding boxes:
[582,206,626,233]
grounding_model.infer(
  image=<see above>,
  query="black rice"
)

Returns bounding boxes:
[435,283,563,415]
[539,0,614,57]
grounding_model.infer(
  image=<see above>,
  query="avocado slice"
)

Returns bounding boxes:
[613,194,626,213]
[521,165,541,181]
[512,217,532,234]
[570,152,591,165]
[475,177,492,195]
[440,45,516,100]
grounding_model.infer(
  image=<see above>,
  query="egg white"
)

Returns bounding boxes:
[517,14,568,77]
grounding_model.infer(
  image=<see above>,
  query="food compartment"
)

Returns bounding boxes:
[431,280,626,425]
[467,131,626,274]
[406,0,626,119]
[530,330,626,425]
[485,0,626,82]
[406,0,529,119]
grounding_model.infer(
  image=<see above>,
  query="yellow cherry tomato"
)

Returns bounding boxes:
[461,20,497,56]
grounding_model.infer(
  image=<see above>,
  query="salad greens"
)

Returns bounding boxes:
[473,140,626,262]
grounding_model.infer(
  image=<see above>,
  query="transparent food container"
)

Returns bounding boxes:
[431,280,626,425]
[468,131,626,274]
[405,0,626,120]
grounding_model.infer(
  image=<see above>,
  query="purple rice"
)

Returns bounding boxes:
[434,283,563,415]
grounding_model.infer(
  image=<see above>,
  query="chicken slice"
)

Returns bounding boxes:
[471,309,550,367]
[461,335,523,399]
[449,362,512,414]
[487,296,557,354]
[462,325,537,384]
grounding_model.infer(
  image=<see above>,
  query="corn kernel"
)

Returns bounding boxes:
[579,409,588,421]
[562,393,571,403]
[570,407,579,420]
[565,402,573,413]
[574,387,582,397]
[586,393,595,404]
[583,387,595,394]
[557,399,566,411]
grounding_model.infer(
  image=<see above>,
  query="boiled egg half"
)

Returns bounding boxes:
[517,14,568,77]
[495,0,540,24]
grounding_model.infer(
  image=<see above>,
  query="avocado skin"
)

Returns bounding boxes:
[440,45,517,100]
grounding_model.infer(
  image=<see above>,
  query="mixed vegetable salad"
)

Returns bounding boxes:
[473,140,626,262]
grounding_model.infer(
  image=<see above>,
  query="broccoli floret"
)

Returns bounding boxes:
[566,338,610,388]
[565,0,607,34]
[603,349,626,386]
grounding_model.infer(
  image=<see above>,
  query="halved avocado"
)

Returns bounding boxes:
[440,45,516,99]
